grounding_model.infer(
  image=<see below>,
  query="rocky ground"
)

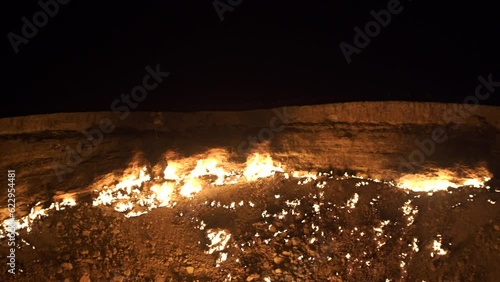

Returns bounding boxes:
[1,102,499,222]
[1,172,499,281]
[1,103,499,281]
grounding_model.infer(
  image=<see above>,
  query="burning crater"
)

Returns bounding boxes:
[0,102,499,281]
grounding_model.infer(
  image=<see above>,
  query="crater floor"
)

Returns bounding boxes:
[0,102,499,281]
[1,173,499,281]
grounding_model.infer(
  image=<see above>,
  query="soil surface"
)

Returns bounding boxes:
[0,102,499,281]
[1,172,499,281]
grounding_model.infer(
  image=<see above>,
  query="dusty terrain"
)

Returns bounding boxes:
[0,102,499,281]
[1,172,499,281]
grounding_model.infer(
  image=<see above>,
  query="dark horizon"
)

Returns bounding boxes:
[3,0,500,118]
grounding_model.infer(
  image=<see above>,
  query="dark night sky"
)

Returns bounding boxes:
[2,0,499,118]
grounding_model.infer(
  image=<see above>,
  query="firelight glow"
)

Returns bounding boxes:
[0,147,493,238]
[396,168,492,192]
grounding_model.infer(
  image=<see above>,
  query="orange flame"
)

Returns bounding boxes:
[396,166,492,192]
[243,153,283,181]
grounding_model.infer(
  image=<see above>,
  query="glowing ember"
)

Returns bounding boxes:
[402,200,418,226]
[205,229,232,267]
[293,171,318,185]
[49,195,77,211]
[124,210,148,218]
[206,229,231,254]
[346,193,359,209]
[411,238,419,252]
[114,201,133,212]
[430,235,448,257]
[373,220,390,249]
[59,197,76,207]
